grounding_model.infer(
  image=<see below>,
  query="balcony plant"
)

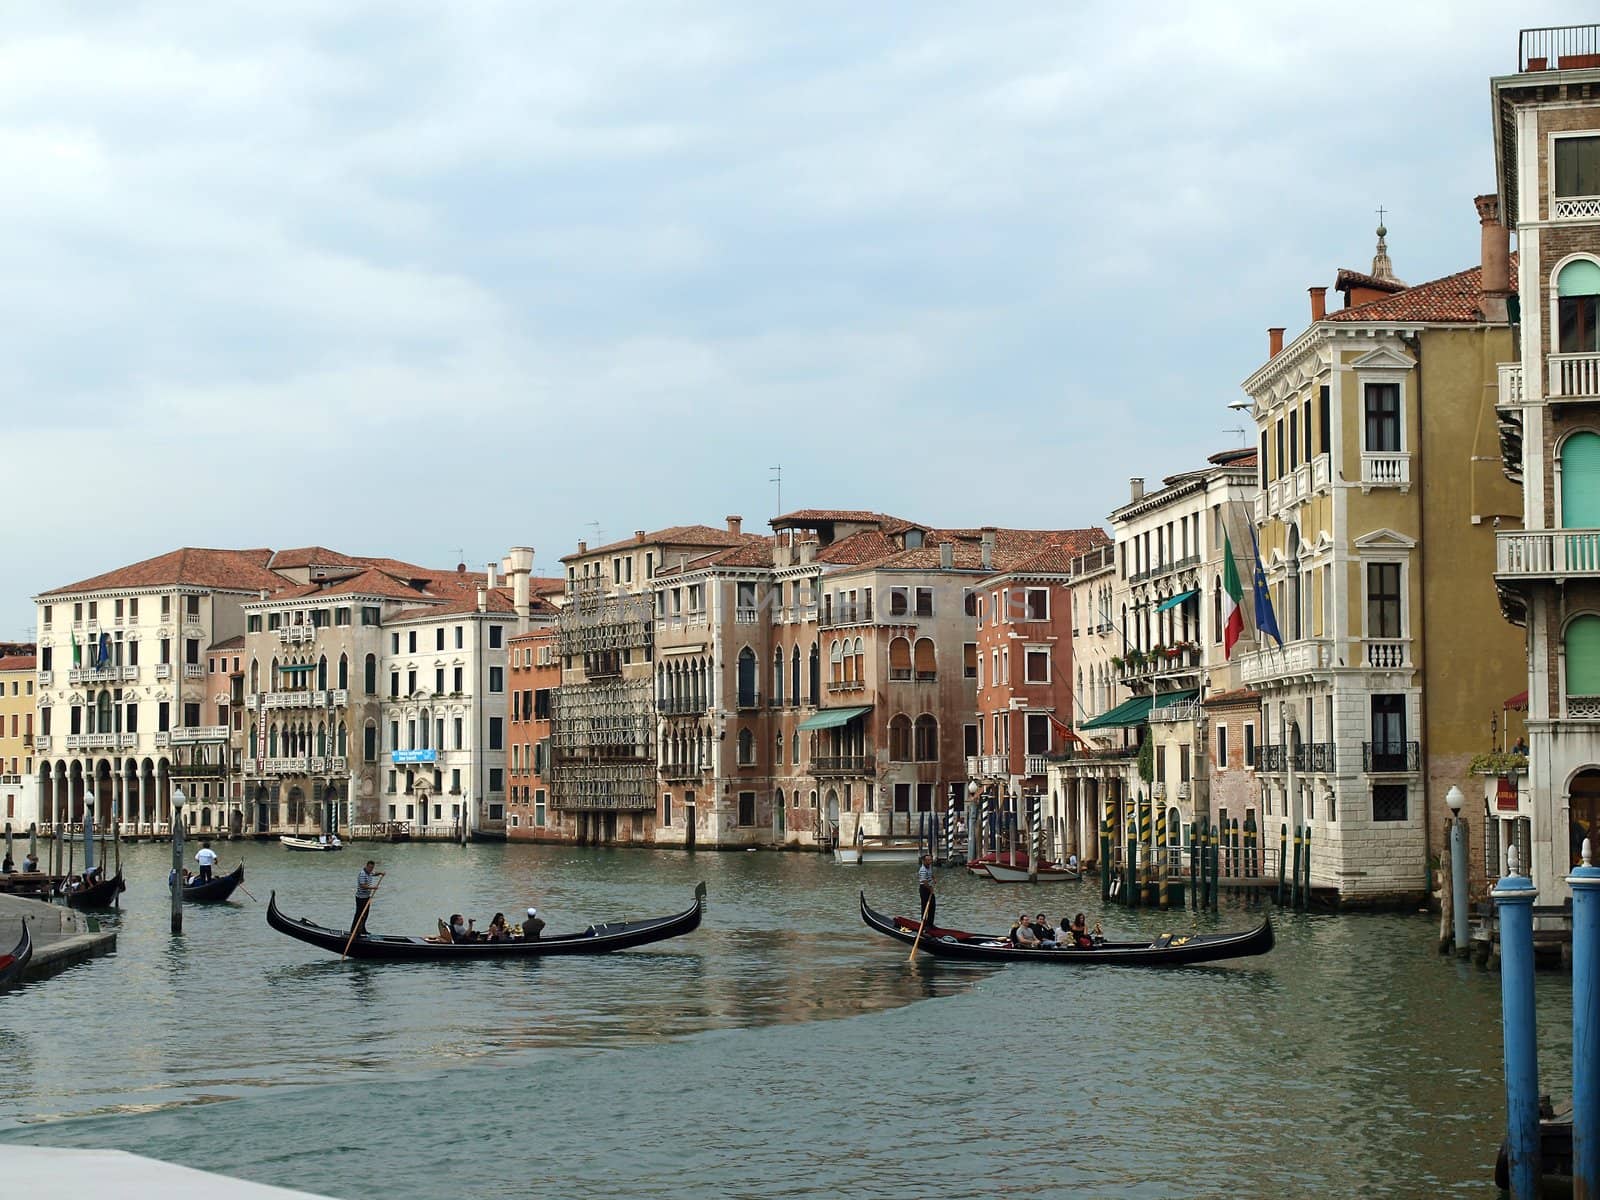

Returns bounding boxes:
[1469,751,1528,775]
[1110,655,1124,671]
[1125,648,1146,671]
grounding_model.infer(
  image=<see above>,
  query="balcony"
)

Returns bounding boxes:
[183,663,205,679]
[69,665,138,684]
[155,663,172,680]
[1363,741,1419,773]
[1361,451,1411,490]
[1024,754,1050,777]
[1497,529,1600,580]
[248,691,331,710]
[828,678,866,693]
[659,696,707,716]
[1365,639,1410,669]
[660,761,707,780]
[1117,645,1201,686]
[1312,455,1330,491]
[1521,23,1600,72]
[37,670,52,686]
[1149,697,1202,724]
[1255,744,1287,772]
[735,691,761,712]
[1550,353,1600,400]
[171,726,229,744]
[1253,492,1267,524]
[34,736,50,752]
[65,732,135,751]
[970,754,1008,777]
[279,625,316,645]
[252,756,347,776]
[820,601,874,629]
[1554,197,1600,221]
[813,755,873,776]
[1499,362,1525,407]
[1238,639,1332,686]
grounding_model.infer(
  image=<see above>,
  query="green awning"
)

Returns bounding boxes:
[1152,688,1200,710]
[798,705,872,731]
[1155,589,1199,613]
[279,663,316,673]
[1079,695,1153,731]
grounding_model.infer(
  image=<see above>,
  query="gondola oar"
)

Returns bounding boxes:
[342,878,383,960]
[907,893,934,961]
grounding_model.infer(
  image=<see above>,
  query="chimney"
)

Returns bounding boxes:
[1476,193,1512,323]
[1308,287,1327,322]
[485,561,498,591]
[1268,327,1286,358]
[476,586,487,613]
[726,515,742,535]
[634,530,646,543]
[940,541,954,570]
[980,526,996,571]
[507,546,534,630]
[1130,477,1145,502]
[258,588,268,601]
[797,538,816,565]
[577,540,588,555]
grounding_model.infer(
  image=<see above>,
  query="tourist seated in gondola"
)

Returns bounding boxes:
[484,913,511,943]
[21,852,38,873]
[521,907,545,940]
[1055,915,1075,945]
[1011,914,1039,948]
[1030,912,1056,947]
[448,914,477,943]
[1069,913,1093,948]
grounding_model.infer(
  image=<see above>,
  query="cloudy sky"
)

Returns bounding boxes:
[1,1,1581,636]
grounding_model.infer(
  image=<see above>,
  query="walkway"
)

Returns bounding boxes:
[0,891,117,982]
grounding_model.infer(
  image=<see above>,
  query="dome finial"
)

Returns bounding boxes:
[1371,205,1396,282]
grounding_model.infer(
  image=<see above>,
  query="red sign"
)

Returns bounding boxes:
[1497,776,1520,812]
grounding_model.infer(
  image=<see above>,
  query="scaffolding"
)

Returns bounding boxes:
[556,588,653,659]
[549,674,656,811]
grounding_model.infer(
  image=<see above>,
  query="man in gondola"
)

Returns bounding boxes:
[353,860,383,938]
[521,907,545,941]
[194,841,217,883]
[917,854,936,926]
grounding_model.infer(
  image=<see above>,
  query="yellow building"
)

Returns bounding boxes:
[1237,219,1522,905]
[0,650,39,832]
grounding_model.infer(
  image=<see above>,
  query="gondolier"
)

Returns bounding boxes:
[353,861,384,939]
[195,841,217,882]
[917,854,936,926]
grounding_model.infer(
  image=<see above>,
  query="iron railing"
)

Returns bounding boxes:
[1363,741,1420,773]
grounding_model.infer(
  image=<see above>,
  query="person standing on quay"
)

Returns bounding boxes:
[353,860,383,938]
[917,854,936,926]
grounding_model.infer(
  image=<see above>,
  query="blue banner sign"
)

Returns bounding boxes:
[391,749,438,764]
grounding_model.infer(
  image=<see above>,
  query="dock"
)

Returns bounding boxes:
[0,891,117,983]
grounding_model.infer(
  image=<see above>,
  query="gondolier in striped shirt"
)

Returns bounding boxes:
[353,861,384,939]
[917,854,936,926]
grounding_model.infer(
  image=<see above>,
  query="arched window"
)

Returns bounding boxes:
[853,637,864,683]
[791,645,801,706]
[363,654,377,695]
[316,721,327,756]
[775,731,784,760]
[338,654,349,690]
[1558,258,1600,356]
[830,639,844,684]
[914,714,938,761]
[1564,432,1600,530]
[738,727,754,765]
[1568,615,1600,704]
[268,725,279,756]
[249,658,259,692]
[773,648,784,705]
[363,720,377,762]
[419,709,431,749]
[337,722,348,758]
[889,714,913,761]
[808,643,820,705]
[776,787,786,811]
[317,655,328,691]
[889,637,912,681]
[913,638,936,680]
[737,648,758,707]
[271,656,281,690]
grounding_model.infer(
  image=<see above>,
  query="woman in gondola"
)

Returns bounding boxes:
[484,913,511,943]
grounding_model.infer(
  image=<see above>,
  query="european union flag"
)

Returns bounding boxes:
[97,632,110,668]
[1248,527,1283,647]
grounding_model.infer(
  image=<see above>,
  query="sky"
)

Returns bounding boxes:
[1,1,1586,638]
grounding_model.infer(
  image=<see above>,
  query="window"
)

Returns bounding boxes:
[1025,713,1049,756]
[889,714,913,761]
[1556,135,1600,199]
[454,717,464,750]
[1024,588,1048,621]
[1217,724,1229,769]
[1366,563,1403,639]
[489,768,503,792]
[361,606,380,626]
[405,630,416,653]
[1364,382,1401,452]
[407,669,417,695]
[489,667,504,693]
[1370,695,1408,769]
[1319,386,1331,456]
[490,626,504,649]
[1288,407,1299,470]
[535,789,546,826]
[894,783,912,813]
[964,643,978,679]
[914,588,933,617]
[453,666,463,692]
[1276,420,1285,477]
[913,714,938,761]
[1373,784,1408,822]
[1244,723,1255,768]
[888,588,908,616]
[913,638,936,681]
[1558,260,1600,354]
[364,723,377,761]
[737,791,756,827]
[737,728,755,765]
[1025,648,1050,684]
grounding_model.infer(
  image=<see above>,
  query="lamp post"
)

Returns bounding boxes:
[170,785,186,934]
[1447,785,1470,957]
[965,781,978,864]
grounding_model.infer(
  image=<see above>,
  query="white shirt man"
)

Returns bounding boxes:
[194,844,218,882]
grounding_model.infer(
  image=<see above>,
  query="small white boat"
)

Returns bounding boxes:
[834,845,864,865]
[966,861,993,878]
[983,861,1080,883]
[857,843,923,864]
[280,835,344,852]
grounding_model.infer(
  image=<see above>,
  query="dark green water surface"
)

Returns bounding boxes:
[0,841,1573,1197]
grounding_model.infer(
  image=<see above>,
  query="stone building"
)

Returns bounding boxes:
[506,624,559,840]
[1491,27,1600,899]
[0,650,39,833]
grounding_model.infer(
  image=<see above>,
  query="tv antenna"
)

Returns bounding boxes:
[770,465,783,518]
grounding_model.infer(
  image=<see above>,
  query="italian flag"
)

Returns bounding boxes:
[1222,532,1245,659]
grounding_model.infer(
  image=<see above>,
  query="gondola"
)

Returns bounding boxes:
[266,882,707,961]
[184,863,246,903]
[61,870,125,910]
[0,922,32,990]
[981,862,1081,883]
[860,893,1273,966]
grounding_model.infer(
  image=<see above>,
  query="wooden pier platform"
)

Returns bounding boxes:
[0,891,117,984]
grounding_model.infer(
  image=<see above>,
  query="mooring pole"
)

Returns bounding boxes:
[1209,822,1220,912]
[1571,839,1600,1200]
[1494,847,1541,1200]
[1447,787,1471,956]
[170,787,186,935]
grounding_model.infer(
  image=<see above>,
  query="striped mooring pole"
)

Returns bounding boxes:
[1277,823,1288,906]
[943,803,955,864]
[1301,824,1312,910]
[1155,804,1168,909]
[1138,792,1153,906]
[1029,794,1042,881]
[1208,821,1220,911]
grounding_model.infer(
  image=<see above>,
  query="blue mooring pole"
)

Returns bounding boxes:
[1570,838,1600,1200]
[1493,848,1540,1200]
[1449,794,1470,958]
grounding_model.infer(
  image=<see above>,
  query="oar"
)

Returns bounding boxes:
[342,879,382,960]
[907,893,935,961]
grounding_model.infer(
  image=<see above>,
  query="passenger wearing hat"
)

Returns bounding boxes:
[521,906,545,941]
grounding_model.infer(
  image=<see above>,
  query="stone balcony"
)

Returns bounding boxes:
[69,665,138,684]
[1238,639,1332,686]
[1360,451,1411,491]
[1551,353,1600,400]
[812,755,873,776]
[170,726,229,744]
[1497,529,1600,580]
[1498,362,1524,407]
[65,732,136,751]
[251,756,348,776]
[245,690,350,710]
[279,625,317,645]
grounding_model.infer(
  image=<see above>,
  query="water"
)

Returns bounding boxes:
[0,841,1574,1196]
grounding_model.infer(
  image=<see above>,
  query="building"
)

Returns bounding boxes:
[1491,25,1600,900]
[1239,214,1522,905]
[0,651,39,832]
[506,624,559,840]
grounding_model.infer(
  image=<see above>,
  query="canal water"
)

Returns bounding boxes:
[0,841,1574,1197]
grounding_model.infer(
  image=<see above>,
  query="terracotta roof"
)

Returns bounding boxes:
[531,577,565,596]
[815,530,902,565]
[564,525,756,562]
[772,509,922,534]
[1203,687,1261,708]
[40,548,284,597]
[0,655,37,672]
[1325,255,1518,324]
[268,546,364,570]
[654,537,777,576]
[1333,268,1408,296]
[386,587,521,623]
[209,635,245,651]
[1208,448,1257,468]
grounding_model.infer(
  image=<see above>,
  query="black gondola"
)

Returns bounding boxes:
[860,892,1274,966]
[61,871,126,910]
[266,883,707,961]
[184,864,246,903]
[0,922,32,990]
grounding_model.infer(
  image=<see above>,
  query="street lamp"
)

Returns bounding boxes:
[170,785,186,934]
[965,780,979,862]
[1446,784,1468,956]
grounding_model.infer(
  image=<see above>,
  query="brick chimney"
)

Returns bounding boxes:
[726,515,742,535]
[1476,193,1512,323]
[1309,287,1327,322]
[1268,327,1286,358]
[634,530,646,543]
[576,540,587,555]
